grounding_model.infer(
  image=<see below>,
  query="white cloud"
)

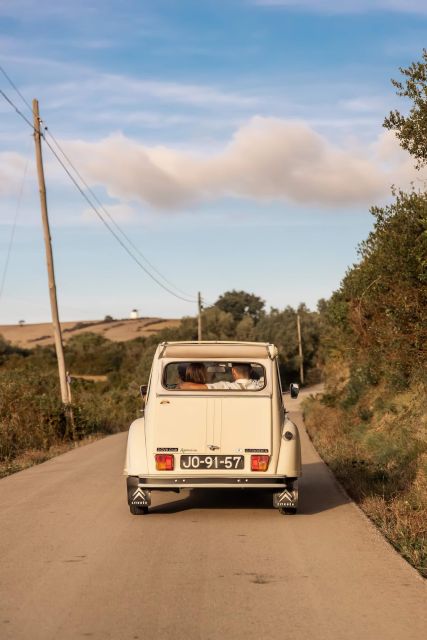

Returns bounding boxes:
[60,117,426,210]
[255,0,427,14]
[0,152,30,198]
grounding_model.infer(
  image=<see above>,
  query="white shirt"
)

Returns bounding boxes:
[207,378,264,390]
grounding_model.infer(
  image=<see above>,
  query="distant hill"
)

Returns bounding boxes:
[0,317,181,348]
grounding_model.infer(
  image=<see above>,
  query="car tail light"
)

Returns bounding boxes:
[251,455,270,471]
[155,454,174,471]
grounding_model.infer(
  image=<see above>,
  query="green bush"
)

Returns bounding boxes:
[0,370,66,460]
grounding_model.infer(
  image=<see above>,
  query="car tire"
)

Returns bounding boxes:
[129,504,149,515]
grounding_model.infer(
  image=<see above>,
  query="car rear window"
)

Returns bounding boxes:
[163,361,266,391]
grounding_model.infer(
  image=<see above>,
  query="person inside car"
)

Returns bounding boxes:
[184,362,207,384]
[177,363,189,382]
[178,363,263,390]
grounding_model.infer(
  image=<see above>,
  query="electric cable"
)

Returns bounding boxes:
[0,72,197,302]
[0,88,34,130]
[0,65,33,112]
[0,158,29,302]
[0,66,197,300]
[41,134,196,303]
[0,85,198,304]
[43,126,196,300]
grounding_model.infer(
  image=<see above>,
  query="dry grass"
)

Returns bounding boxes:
[70,374,108,382]
[0,317,181,348]
[0,435,102,479]
[363,495,426,575]
[303,390,427,578]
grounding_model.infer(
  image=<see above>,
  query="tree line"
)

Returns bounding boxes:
[0,293,321,468]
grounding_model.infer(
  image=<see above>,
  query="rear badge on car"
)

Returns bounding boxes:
[245,448,269,453]
[131,488,149,505]
[156,447,178,452]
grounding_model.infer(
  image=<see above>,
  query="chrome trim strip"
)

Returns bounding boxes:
[137,476,290,489]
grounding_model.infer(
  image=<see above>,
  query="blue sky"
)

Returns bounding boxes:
[0,0,426,323]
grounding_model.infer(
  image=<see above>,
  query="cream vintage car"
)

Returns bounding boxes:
[124,341,301,515]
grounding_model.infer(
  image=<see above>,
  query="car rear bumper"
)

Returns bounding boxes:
[126,476,299,510]
[135,475,294,489]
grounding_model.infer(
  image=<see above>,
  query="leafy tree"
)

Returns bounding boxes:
[319,51,427,391]
[349,191,426,381]
[214,290,265,323]
[384,49,427,167]
[66,332,125,375]
[255,304,321,383]
[198,307,236,340]
[235,315,256,341]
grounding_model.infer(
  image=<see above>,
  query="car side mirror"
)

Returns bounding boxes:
[290,383,299,399]
[140,384,148,397]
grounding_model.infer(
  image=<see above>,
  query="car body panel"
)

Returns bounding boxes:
[124,341,302,511]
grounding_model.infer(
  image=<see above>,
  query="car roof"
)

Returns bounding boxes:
[158,341,277,359]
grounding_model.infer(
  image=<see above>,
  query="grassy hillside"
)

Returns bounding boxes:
[0,317,181,348]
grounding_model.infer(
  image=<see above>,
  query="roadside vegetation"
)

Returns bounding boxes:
[0,296,321,477]
[304,52,427,578]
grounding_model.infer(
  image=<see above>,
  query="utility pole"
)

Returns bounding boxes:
[197,291,202,341]
[296,312,304,385]
[33,98,70,406]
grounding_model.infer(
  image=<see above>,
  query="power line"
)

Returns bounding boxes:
[42,134,197,303]
[0,88,34,131]
[0,84,197,304]
[0,65,33,112]
[0,65,196,300]
[43,126,196,300]
[0,158,29,302]
[0,67,197,303]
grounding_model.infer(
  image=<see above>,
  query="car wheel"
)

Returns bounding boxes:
[129,504,149,515]
[279,507,297,515]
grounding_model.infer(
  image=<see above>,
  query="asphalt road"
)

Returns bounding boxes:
[0,389,425,640]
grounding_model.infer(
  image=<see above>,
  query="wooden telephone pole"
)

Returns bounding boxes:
[197,292,202,341]
[296,312,304,385]
[33,99,70,406]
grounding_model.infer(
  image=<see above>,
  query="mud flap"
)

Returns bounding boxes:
[273,482,298,510]
[127,476,151,507]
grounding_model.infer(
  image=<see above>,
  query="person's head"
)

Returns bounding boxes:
[231,363,251,380]
[185,362,207,384]
[177,363,188,382]
[249,367,260,380]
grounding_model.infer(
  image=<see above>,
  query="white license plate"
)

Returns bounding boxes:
[180,455,244,470]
